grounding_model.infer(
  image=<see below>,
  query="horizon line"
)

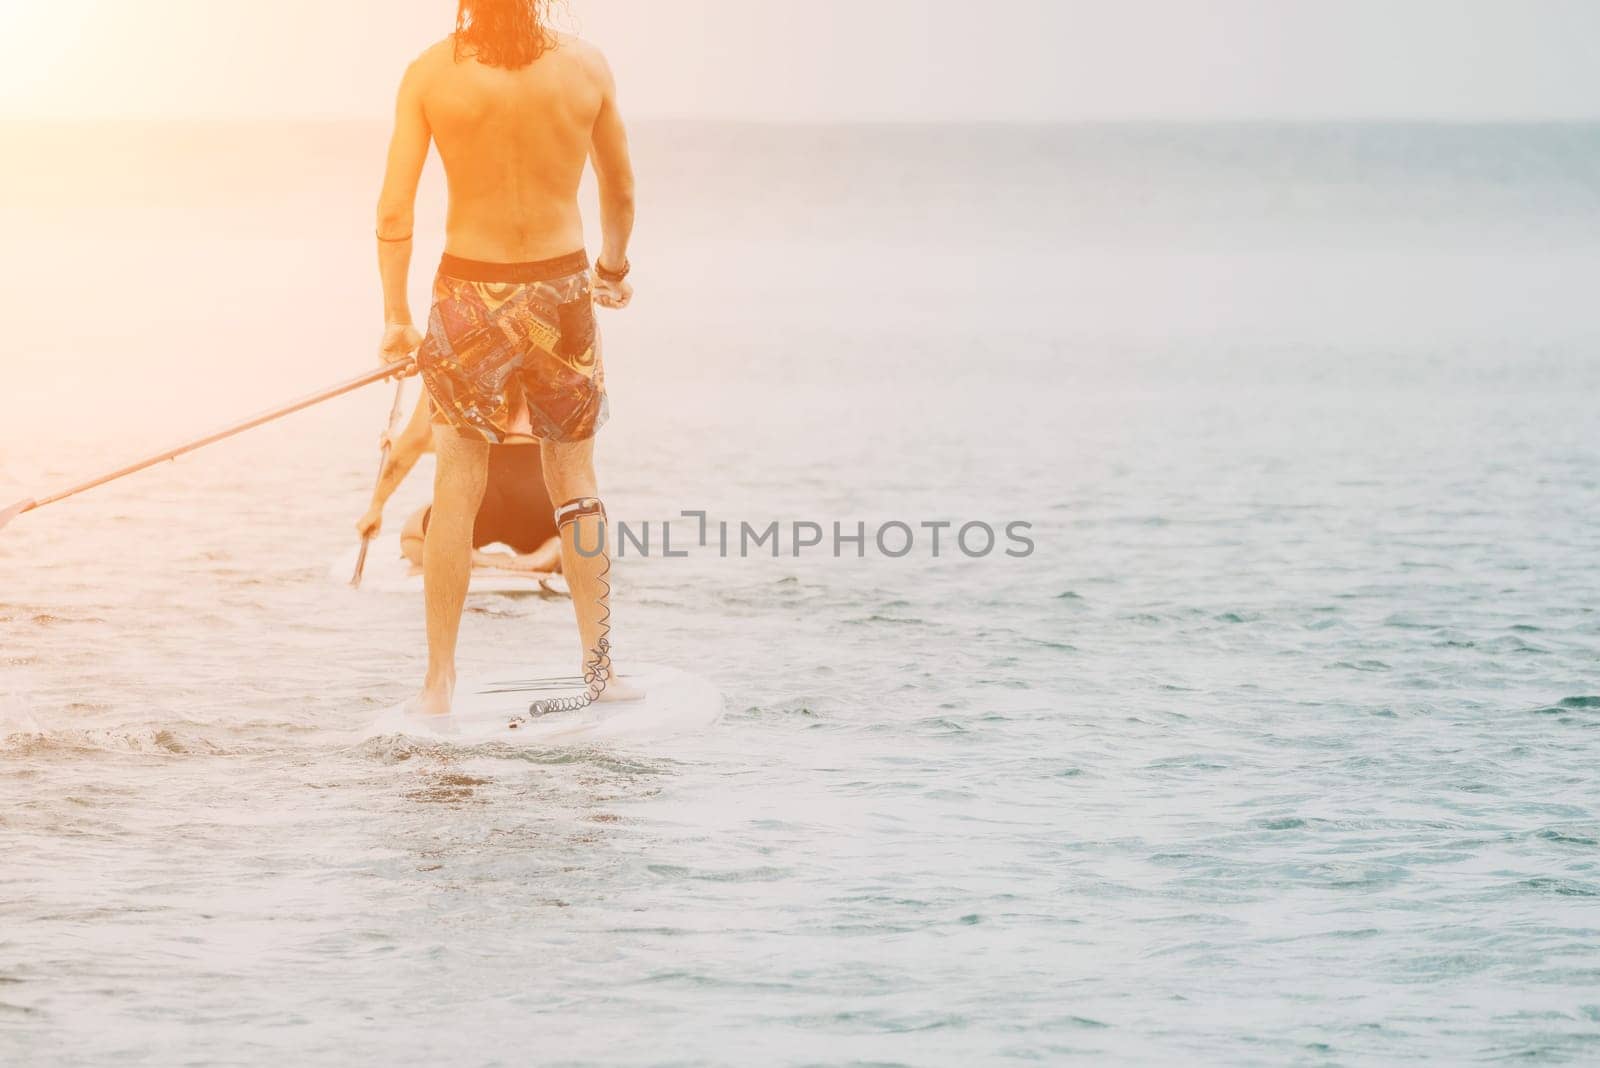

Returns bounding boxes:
[4,113,1600,127]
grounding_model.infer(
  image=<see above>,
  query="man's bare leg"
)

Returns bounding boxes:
[418,429,490,714]
[542,436,644,702]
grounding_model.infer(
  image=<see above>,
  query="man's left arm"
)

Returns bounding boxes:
[376,55,432,365]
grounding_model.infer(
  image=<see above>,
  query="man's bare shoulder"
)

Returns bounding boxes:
[392,38,453,106]
[411,37,457,71]
[397,37,460,102]
[553,33,614,86]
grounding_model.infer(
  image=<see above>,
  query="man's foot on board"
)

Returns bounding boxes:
[413,676,455,717]
[595,672,646,703]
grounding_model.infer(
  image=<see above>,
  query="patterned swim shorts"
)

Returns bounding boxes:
[417,251,608,444]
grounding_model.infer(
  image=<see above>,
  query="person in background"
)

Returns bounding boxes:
[357,395,562,575]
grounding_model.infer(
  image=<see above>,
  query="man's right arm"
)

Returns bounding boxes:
[587,48,635,296]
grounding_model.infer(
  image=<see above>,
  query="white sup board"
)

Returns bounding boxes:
[331,535,568,596]
[362,662,722,746]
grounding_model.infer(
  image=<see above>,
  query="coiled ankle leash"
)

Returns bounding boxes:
[511,497,612,725]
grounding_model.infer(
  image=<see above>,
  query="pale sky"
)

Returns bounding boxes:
[1,0,1598,121]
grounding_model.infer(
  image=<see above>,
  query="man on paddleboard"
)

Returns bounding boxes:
[357,395,563,576]
[375,0,641,714]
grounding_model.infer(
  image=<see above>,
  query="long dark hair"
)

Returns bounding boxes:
[455,0,556,69]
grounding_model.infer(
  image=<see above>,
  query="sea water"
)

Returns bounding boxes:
[1,122,1598,1064]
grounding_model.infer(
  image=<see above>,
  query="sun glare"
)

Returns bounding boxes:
[0,0,100,115]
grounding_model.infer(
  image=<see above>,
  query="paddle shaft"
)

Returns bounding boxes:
[3,363,413,529]
[350,377,411,588]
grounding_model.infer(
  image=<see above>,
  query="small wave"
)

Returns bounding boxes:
[1533,827,1600,847]
[845,613,926,626]
[1023,638,1077,652]
[1214,611,1262,624]
[0,681,231,756]
[1333,658,1392,672]
[1383,614,1440,630]
[1520,877,1600,898]
[1529,696,1600,719]
[1483,635,1551,655]
[741,699,827,720]
[403,772,492,805]
[27,612,109,627]
[0,725,225,757]
[354,734,660,775]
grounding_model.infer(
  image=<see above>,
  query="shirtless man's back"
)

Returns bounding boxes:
[373,1,638,716]
[379,25,634,270]
[420,33,607,261]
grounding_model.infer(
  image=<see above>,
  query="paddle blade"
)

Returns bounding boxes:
[350,536,373,589]
[0,499,37,533]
